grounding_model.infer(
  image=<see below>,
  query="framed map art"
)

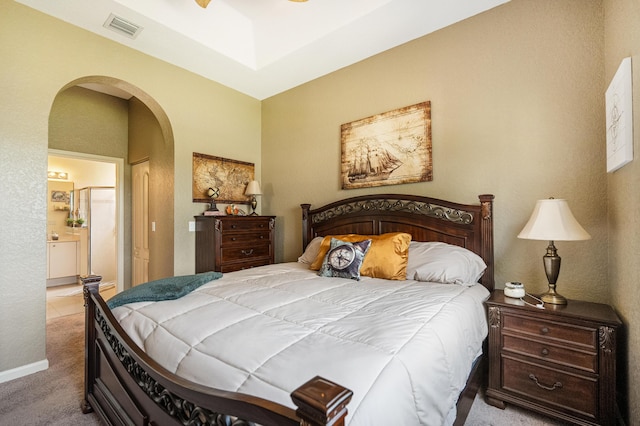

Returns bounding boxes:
[192,153,254,204]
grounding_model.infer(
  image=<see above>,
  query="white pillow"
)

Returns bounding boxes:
[298,236,324,265]
[406,241,487,285]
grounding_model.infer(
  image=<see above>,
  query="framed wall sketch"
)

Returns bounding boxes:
[606,57,633,173]
[341,101,432,189]
[51,190,70,203]
[192,153,254,204]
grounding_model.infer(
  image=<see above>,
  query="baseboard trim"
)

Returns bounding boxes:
[0,359,49,384]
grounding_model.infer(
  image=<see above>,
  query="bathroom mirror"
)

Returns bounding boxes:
[47,180,74,239]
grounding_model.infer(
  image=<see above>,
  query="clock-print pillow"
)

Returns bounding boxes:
[318,238,372,281]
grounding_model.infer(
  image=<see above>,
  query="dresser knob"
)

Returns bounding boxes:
[540,327,549,334]
[541,348,549,356]
[231,225,237,229]
[231,237,237,241]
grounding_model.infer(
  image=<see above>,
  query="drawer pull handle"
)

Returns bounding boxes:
[241,249,254,256]
[541,348,549,356]
[231,225,237,229]
[231,237,237,241]
[529,374,562,391]
[540,327,549,334]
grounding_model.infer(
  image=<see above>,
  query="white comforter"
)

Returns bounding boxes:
[111,263,490,426]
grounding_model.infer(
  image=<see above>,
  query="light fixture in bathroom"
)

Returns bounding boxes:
[48,171,68,180]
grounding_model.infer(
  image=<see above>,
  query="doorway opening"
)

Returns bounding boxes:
[46,150,124,320]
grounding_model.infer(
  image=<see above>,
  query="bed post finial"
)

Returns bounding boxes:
[478,194,495,291]
[301,204,312,249]
[291,376,353,426]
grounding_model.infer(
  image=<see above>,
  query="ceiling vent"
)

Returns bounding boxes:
[103,14,143,39]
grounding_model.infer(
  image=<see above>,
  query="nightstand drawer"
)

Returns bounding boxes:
[503,314,596,349]
[220,231,271,245]
[502,356,597,420]
[503,335,597,372]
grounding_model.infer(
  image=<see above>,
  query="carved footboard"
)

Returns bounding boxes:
[82,282,353,426]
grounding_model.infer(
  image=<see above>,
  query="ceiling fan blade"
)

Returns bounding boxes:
[195,0,211,8]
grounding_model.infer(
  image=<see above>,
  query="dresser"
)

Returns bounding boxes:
[485,290,621,426]
[195,215,275,273]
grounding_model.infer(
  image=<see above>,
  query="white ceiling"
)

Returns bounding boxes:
[17,0,509,100]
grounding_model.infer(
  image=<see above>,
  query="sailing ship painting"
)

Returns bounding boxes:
[341,102,432,189]
[347,144,403,183]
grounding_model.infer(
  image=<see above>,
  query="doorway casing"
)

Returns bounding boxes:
[48,149,125,293]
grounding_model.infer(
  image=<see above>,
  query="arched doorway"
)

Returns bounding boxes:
[49,76,175,296]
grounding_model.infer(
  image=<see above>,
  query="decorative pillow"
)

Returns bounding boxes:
[106,271,222,309]
[311,233,411,280]
[298,236,324,265]
[318,238,372,280]
[406,241,487,285]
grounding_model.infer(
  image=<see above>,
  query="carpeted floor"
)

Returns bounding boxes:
[0,312,567,425]
[0,313,101,425]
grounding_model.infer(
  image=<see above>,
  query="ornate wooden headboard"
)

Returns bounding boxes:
[301,193,495,291]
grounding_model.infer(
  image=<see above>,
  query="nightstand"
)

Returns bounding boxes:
[195,216,275,273]
[485,290,621,426]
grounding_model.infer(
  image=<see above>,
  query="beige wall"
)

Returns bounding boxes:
[604,0,640,421]
[263,0,607,301]
[0,1,260,376]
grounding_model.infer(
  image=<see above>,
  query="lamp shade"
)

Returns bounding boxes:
[245,180,262,196]
[518,198,591,241]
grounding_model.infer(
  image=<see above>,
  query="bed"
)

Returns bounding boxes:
[82,193,495,426]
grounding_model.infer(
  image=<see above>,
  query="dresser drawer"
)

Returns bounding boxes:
[219,257,271,273]
[502,334,596,372]
[503,314,597,349]
[220,230,271,245]
[221,244,271,262]
[502,356,597,420]
[219,220,271,232]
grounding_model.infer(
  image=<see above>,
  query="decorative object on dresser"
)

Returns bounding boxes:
[203,186,223,216]
[244,180,262,215]
[485,290,622,426]
[195,215,275,273]
[517,198,591,305]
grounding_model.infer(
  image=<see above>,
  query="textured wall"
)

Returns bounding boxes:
[604,0,640,423]
[0,1,260,377]
[263,0,606,302]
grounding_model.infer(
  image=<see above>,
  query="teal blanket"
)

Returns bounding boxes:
[107,272,222,309]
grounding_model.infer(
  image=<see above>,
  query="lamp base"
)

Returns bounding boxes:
[540,289,567,305]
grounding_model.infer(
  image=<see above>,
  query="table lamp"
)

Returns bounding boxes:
[245,181,262,216]
[517,198,591,305]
